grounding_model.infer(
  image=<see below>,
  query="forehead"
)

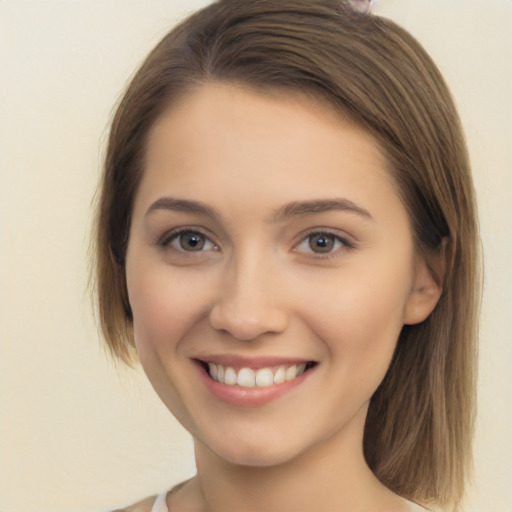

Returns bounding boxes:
[136,83,404,227]
[146,82,384,165]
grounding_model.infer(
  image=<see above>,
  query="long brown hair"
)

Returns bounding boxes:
[91,1,480,509]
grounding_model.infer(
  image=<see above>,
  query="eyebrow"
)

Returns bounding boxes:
[145,196,373,222]
[146,197,218,219]
[271,198,373,222]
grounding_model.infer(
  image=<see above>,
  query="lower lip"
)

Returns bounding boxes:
[196,363,314,407]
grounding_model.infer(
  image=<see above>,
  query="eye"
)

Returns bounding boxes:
[307,233,336,253]
[158,229,218,253]
[295,231,354,256]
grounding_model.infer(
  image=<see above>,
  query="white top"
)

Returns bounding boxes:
[130,488,429,512]
[150,492,169,512]
[151,491,169,512]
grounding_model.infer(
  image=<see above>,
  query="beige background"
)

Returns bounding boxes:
[0,1,510,511]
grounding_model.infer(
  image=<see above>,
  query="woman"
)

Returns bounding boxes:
[92,0,480,510]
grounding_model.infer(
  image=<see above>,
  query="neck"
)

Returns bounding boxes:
[190,406,405,512]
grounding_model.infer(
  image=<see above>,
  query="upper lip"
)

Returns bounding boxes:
[193,354,316,370]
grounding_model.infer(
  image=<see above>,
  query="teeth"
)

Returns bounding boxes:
[255,368,274,387]
[224,366,237,386]
[273,366,286,384]
[237,368,256,387]
[206,362,310,387]
[217,364,224,383]
[208,363,218,380]
[285,365,297,381]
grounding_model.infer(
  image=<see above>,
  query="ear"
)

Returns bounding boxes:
[403,239,448,325]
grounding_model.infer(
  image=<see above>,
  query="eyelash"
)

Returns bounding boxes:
[294,230,356,259]
[157,228,218,254]
[156,228,355,258]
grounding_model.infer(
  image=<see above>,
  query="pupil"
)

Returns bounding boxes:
[180,232,204,251]
[309,234,334,253]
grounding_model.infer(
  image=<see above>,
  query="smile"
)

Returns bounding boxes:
[206,362,312,388]
[194,357,318,406]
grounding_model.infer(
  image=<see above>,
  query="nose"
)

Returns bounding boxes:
[208,253,289,341]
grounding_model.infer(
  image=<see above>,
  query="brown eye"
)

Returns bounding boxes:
[308,233,335,253]
[158,228,218,254]
[179,231,206,251]
[294,230,355,257]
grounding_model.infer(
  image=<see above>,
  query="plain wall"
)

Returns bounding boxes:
[1,1,510,511]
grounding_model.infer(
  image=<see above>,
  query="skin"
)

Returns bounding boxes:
[125,83,439,512]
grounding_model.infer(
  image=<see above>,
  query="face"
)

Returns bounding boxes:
[125,84,439,467]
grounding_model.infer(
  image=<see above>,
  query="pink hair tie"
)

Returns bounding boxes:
[344,0,374,16]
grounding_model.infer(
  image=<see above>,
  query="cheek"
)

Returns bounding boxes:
[126,263,210,357]
[299,256,413,367]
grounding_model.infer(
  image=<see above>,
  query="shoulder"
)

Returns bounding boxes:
[111,494,157,512]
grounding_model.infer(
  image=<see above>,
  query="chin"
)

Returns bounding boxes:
[204,432,305,468]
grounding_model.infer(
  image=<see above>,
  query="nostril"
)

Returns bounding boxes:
[208,302,289,341]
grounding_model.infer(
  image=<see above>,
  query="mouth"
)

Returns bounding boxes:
[195,359,318,388]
